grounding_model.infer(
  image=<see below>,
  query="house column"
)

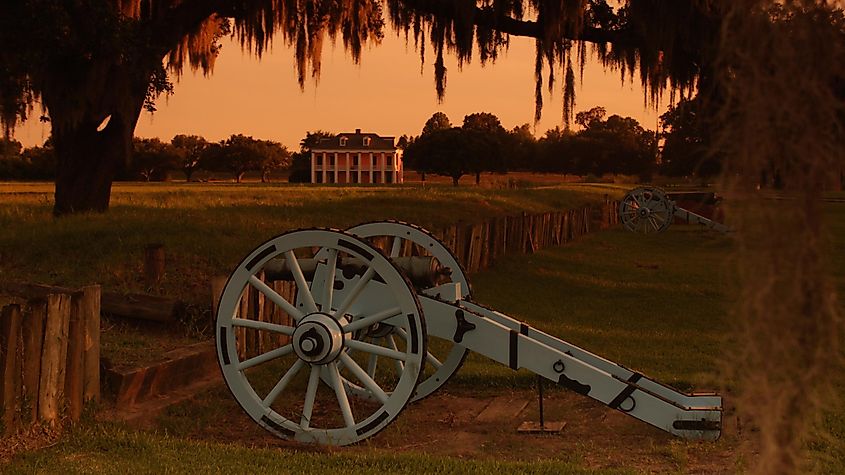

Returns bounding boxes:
[334,152,339,183]
[310,152,316,183]
[357,152,362,183]
[369,153,374,183]
[345,152,350,184]
[378,152,387,183]
[322,152,327,184]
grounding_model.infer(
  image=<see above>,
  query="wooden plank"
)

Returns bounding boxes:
[101,291,184,323]
[22,302,46,424]
[1,304,23,434]
[80,285,101,405]
[255,271,266,355]
[38,293,71,425]
[480,220,491,270]
[65,292,85,421]
[210,276,228,322]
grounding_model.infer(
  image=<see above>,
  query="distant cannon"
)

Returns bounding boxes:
[619,187,731,234]
[215,221,722,445]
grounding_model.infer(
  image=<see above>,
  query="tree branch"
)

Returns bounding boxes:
[396,0,634,46]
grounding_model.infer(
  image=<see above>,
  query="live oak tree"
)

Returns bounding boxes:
[421,112,452,136]
[171,134,210,181]
[403,126,498,185]
[0,0,717,215]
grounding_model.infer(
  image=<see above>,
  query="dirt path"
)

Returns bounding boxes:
[117,378,746,474]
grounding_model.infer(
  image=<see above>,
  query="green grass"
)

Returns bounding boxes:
[0,182,626,302]
[4,423,626,475]
[457,226,732,391]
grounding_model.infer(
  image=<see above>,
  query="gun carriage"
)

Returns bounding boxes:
[619,187,730,234]
[215,221,722,446]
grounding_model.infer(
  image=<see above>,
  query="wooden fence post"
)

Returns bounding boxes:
[80,286,100,405]
[65,291,85,421]
[38,293,71,425]
[22,302,46,425]
[144,244,166,288]
[1,304,23,434]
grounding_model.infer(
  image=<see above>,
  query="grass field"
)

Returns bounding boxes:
[0,182,627,302]
[2,182,844,473]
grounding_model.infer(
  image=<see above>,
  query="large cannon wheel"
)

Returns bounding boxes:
[346,221,471,401]
[215,229,427,446]
[619,186,675,234]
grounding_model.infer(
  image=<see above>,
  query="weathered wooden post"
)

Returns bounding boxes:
[38,293,71,425]
[22,302,46,424]
[80,285,101,405]
[65,291,85,421]
[1,304,23,433]
[144,243,166,288]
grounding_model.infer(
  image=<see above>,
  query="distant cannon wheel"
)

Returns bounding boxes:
[215,229,427,446]
[345,220,470,402]
[619,187,675,234]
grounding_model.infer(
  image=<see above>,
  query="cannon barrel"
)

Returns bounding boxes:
[263,256,452,288]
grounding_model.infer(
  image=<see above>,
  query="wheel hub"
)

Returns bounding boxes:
[638,207,651,218]
[292,313,344,365]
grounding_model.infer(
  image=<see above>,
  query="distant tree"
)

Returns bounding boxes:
[462,112,505,135]
[563,111,655,178]
[289,130,334,183]
[421,112,452,136]
[397,134,411,150]
[21,143,57,180]
[536,127,575,174]
[203,134,270,183]
[171,134,209,181]
[462,112,507,181]
[505,123,537,170]
[404,127,498,186]
[132,138,178,181]
[575,106,607,129]
[258,141,292,182]
[659,97,721,178]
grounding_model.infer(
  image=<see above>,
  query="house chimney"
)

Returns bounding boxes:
[355,128,361,134]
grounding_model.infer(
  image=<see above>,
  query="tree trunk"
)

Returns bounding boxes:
[475,172,481,185]
[52,114,135,215]
[47,63,148,216]
[184,168,194,182]
[236,172,244,183]
[452,175,460,186]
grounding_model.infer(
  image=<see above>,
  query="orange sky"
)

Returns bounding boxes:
[16,32,667,149]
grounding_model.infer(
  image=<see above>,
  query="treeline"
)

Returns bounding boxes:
[0,134,291,182]
[403,104,719,184]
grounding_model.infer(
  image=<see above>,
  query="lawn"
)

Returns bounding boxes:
[0,181,627,302]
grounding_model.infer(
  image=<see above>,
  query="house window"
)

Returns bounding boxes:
[329,153,335,167]
[340,137,348,146]
[363,137,371,147]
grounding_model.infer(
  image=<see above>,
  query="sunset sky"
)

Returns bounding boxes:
[16,32,667,149]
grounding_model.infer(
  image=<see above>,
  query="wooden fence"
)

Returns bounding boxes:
[227,200,619,357]
[0,285,100,434]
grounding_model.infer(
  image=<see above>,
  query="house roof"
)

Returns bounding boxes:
[313,129,396,151]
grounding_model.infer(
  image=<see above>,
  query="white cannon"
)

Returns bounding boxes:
[215,221,722,446]
[619,187,730,234]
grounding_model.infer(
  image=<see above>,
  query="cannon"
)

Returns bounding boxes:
[215,221,722,446]
[619,187,731,234]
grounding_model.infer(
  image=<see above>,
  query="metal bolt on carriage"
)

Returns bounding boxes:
[215,221,722,446]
